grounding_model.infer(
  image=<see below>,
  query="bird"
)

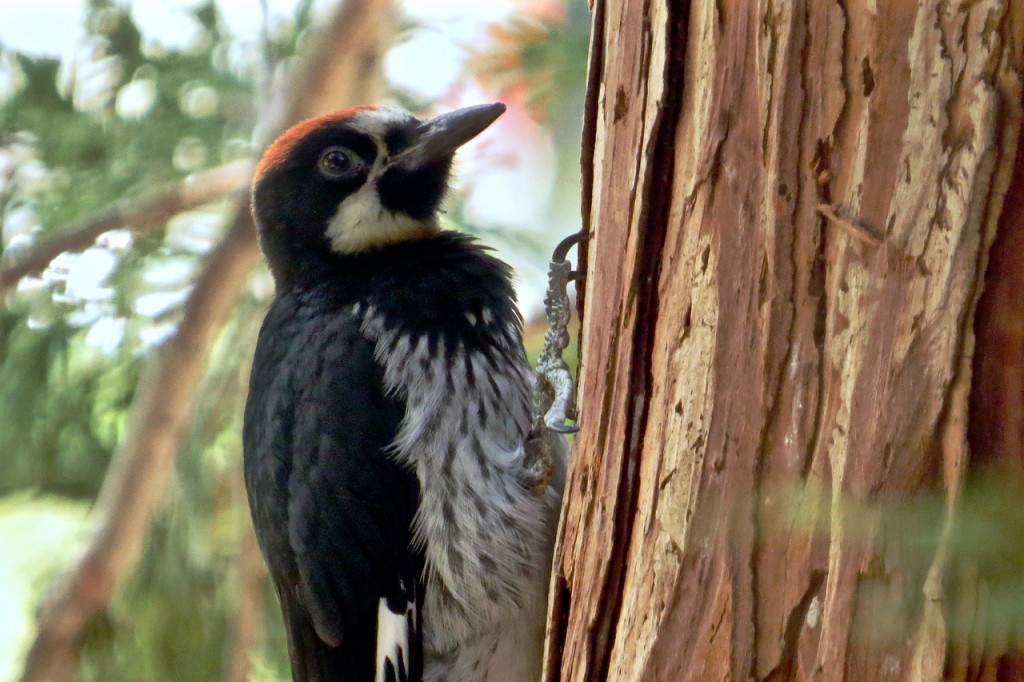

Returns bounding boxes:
[242,102,567,682]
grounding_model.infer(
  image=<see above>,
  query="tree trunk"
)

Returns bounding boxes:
[547,1,1024,680]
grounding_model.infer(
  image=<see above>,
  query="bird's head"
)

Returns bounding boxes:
[251,102,505,284]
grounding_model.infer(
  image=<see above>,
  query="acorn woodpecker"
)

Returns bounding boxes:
[243,103,567,682]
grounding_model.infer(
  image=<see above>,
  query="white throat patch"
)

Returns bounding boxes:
[325,181,436,254]
[325,107,438,253]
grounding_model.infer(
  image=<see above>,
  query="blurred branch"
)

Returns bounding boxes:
[222,495,268,682]
[0,160,252,295]
[19,1,394,680]
[299,0,392,114]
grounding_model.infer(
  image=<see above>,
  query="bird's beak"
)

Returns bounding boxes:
[392,102,506,170]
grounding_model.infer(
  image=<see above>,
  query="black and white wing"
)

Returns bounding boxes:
[243,300,423,681]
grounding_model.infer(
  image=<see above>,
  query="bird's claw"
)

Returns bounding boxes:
[551,232,581,264]
[546,420,579,435]
[530,231,584,462]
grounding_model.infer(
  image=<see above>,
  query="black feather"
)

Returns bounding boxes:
[244,288,421,680]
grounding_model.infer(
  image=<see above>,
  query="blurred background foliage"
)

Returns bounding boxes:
[3,1,1023,680]
[0,0,587,679]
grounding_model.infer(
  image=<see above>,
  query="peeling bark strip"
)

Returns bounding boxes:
[550,1,1024,681]
[954,59,1024,680]
[548,0,692,678]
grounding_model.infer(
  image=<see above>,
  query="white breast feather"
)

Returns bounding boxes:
[359,305,565,681]
[361,313,545,629]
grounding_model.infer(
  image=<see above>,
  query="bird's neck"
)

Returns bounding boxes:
[267,231,517,329]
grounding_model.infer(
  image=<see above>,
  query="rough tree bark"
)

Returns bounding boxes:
[547,1,1024,681]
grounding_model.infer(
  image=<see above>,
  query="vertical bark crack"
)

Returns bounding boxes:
[762,571,826,681]
[587,1,692,679]
[576,0,606,325]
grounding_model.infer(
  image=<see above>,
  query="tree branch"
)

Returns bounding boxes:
[0,160,252,295]
[221,476,268,682]
[18,1,394,679]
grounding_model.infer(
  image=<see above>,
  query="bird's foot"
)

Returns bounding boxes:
[531,231,584,435]
[522,429,558,495]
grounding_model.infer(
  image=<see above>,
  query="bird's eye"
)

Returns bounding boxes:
[318,147,356,178]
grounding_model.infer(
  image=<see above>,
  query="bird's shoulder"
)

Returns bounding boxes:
[245,288,375,431]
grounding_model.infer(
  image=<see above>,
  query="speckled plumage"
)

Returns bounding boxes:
[356,248,565,680]
[244,105,566,681]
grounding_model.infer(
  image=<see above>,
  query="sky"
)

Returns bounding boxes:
[0,0,519,107]
[0,0,514,57]
[0,0,513,104]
